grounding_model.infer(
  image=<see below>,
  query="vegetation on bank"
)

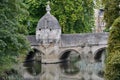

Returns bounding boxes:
[0,0,30,79]
[103,0,120,79]
[105,17,120,80]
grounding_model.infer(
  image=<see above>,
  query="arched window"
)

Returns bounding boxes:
[50,28,52,31]
[39,28,41,31]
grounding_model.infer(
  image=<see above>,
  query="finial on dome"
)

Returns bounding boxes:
[46,1,51,14]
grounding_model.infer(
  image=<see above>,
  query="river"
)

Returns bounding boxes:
[22,55,104,80]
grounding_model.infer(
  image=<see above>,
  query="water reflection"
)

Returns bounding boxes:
[60,52,80,76]
[24,61,42,76]
[60,60,80,75]
[23,50,105,80]
[23,61,104,80]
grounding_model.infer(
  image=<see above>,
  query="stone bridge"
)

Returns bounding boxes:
[27,32,108,63]
[22,3,109,80]
[26,3,109,63]
[23,32,108,80]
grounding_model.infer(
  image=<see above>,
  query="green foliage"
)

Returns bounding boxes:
[105,51,120,80]
[24,0,47,35]
[25,0,94,34]
[51,0,94,33]
[107,17,120,54]
[0,69,24,80]
[102,0,120,29]
[0,0,30,74]
[105,17,120,80]
[94,0,103,9]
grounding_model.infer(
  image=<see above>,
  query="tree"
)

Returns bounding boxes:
[102,0,120,30]
[103,0,120,79]
[51,0,94,33]
[0,0,30,76]
[94,0,103,9]
[23,0,47,35]
[24,0,94,34]
[105,17,120,80]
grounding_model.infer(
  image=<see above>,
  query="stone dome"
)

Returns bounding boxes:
[36,2,61,30]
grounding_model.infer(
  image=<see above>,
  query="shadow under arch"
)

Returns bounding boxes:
[59,49,81,76]
[23,48,44,76]
[59,49,81,60]
[24,48,44,62]
[94,47,106,78]
[94,47,106,62]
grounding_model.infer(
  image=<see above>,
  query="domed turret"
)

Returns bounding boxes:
[36,2,61,44]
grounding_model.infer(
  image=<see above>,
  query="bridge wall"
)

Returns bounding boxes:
[27,32,108,62]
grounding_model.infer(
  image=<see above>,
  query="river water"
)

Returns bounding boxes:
[22,55,104,80]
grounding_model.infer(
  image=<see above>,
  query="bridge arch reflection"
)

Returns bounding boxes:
[23,48,44,76]
[59,49,81,75]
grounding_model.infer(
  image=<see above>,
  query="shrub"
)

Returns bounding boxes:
[105,17,120,80]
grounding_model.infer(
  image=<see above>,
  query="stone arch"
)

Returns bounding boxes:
[59,49,81,76]
[94,47,106,62]
[24,48,44,62]
[59,49,81,60]
[93,47,106,78]
[23,48,44,76]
